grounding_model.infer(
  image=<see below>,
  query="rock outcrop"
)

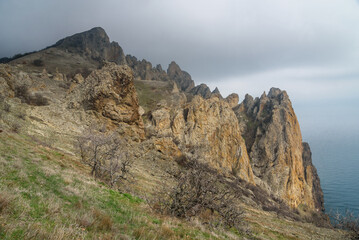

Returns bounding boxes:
[211,87,223,99]
[225,93,239,108]
[148,95,255,183]
[68,62,144,139]
[53,27,126,65]
[0,64,51,105]
[302,142,325,211]
[233,88,323,209]
[167,61,195,92]
[126,55,169,81]
[188,83,212,99]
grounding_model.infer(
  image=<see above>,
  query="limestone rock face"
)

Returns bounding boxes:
[69,62,144,138]
[167,61,195,92]
[211,87,223,99]
[0,64,41,101]
[225,93,239,108]
[302,142,324,211]
[188,84,212,99]
[53,27,126,64]
[148,95,255,183]
[0,64,16,97]
[234,87,322,209]
[126,55,170,81]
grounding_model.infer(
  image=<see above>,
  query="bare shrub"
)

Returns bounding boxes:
[14,85,49,106]
[30,93,49,106]
[103,155,132,188]
[332,211,359,239]
[76,126,132,187]
[155,158,244,230]
[33,59,44,67]
[14,85,29,100]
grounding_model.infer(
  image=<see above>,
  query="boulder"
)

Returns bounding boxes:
[68,62,144,139]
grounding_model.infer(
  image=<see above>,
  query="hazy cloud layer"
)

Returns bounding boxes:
[1,0,359,130]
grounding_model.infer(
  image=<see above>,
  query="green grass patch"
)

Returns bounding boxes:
[0,132,230,239]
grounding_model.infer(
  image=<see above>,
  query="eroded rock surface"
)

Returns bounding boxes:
[53,27,126,65]
[148,95,255,183]
[167,61,195,92]
[188,83,212,99]
[126,55,169,81]
[69,62,144,139]
[234,87,323,209]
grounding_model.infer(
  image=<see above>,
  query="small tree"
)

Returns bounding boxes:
[102,151,132,187]
[76,126,132,187]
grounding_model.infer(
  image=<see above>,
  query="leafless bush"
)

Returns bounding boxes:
[31,93,49,106]
[33,59,44,67]
[76,126,132,188]
[14,85,49,106]
[154,158,244,230]
[332,211,359,239]
[14,85,29,100]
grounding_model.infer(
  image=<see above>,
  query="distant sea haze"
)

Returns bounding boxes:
[304,129,359,217]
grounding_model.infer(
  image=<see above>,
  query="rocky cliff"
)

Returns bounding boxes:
[125,55,170,81]
[233,88,323,210]
[302,142,325,211]
[53,27,126,65]
[148,95,255,183]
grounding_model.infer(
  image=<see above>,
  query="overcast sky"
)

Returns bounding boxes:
[1,0,359,134]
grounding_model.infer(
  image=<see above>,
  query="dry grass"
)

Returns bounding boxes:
[92,208,113,231]
[158,224,175,239]
[0,192,12,214]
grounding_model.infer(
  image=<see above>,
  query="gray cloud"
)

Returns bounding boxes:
[1,0,359,131]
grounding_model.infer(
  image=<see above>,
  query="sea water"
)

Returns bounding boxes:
[305,130,359,217]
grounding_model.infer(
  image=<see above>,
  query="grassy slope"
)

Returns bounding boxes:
[0,129,347,240]
[0,131,248,240]
[134,79,173,113]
